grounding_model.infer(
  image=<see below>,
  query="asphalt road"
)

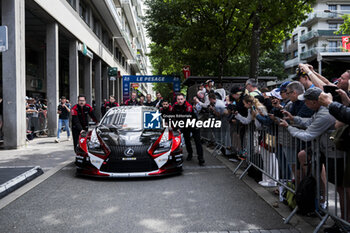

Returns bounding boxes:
[0,148,293,233]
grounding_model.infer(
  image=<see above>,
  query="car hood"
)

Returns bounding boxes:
[96,125,163,146]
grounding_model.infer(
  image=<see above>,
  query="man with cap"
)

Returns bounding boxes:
[280,87,335,139]
[298,63,350,93]
[277,81,291,108]
[280,88,336,182]
[293,65,315,90]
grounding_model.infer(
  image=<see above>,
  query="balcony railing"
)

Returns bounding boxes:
[300,47,349,60]
[284,57,300,68]
[121,0,138,37]
[301,10,350,26]
[300,29,340,43]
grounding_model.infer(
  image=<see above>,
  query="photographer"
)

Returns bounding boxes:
[229,86,248,158]
[235,95,267,129]
[293,66,315,90]
[55,96,70,143]
[298,64,350,98]
[208,93,226,117]
[319,91,350,229]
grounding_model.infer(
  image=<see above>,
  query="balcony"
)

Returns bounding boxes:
[121,0,138,37]
[284,57,300,68]
[301,10,350,27]
[300,47,348,60]
[300,29,339,43]
[107,0,123,31]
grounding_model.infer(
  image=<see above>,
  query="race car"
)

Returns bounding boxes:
[75,106,183,177]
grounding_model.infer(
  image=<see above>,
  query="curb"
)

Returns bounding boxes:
[0,158,74,210]
[206,148,315,233]
[0,166,44,199]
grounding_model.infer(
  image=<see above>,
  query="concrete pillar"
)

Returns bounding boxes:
[119,78,123,103]
[84,57,92,106]
[46,23,59,137]
[102,66,109,100]
[69,40,79,106]
[111,80,115,97]
[116,76,120,102]
[2,0,26,148]
[94,59,102,119]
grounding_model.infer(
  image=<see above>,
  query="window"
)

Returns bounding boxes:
[329,23,337,30]
[122,57,125,67]
[328,5,337,11]
[293,50,298,58]
[115,47,119,60]
[285,39,291,47]
[79,1,89,24]
[341,5,350,10]
[66,0,76,9]
[301,47,305,53]
[329,41,337,52]
[329,41,337,47]
[301,30,305,35]
[293,34,298,43]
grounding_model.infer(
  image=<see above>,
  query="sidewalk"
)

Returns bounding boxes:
[0,132,75,198]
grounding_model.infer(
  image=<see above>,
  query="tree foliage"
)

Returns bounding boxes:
[144,0,314,79]
[337,14,350,35]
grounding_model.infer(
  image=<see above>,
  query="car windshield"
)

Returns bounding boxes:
[100,107,163,130]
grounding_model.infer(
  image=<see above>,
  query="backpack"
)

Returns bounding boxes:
[282,181,297,210]
[295,170,316,215]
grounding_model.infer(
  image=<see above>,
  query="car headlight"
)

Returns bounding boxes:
[88,129,105,155]
[154,140,172,154]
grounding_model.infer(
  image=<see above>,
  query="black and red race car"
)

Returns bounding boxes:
[75,106,183,177]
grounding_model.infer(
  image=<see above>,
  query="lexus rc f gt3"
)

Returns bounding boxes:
[75,106,183,177]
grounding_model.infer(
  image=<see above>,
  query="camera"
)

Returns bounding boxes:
[324,85,341,103]
[227,103,237,112]
[273,109,284,118]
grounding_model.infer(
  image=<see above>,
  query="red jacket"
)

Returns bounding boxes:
[71,104,98,131]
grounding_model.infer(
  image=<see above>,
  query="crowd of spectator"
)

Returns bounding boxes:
[185,64,350,232]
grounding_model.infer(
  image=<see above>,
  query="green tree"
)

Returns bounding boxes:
[144,0,314,80]
[337,14,350,35]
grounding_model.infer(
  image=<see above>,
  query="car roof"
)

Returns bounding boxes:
[108,106,158,113]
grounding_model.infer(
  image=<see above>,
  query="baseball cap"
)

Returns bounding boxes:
[265,88,282,99]
[293,67,308,80]
[298,87,322,101]
[277,81,290,92]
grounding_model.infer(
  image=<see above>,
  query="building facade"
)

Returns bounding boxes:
[283,0,350,79]
[0,0,152,148]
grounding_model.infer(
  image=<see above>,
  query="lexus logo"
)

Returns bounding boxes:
[124,148,134,157]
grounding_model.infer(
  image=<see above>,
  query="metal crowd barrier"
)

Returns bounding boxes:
[201,117,350,233]
[26,110,48,137]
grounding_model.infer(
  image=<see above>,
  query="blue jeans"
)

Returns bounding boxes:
[57,119,70,139]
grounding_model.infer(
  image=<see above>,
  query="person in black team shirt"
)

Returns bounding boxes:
[101,95,119,116]
[124,92,139,106]
[55,96,71,143]
[153,92,163,108]
[71,95,99,151]
[160,100,173,125]
[172,93,205,166]
[144,94,155,106]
